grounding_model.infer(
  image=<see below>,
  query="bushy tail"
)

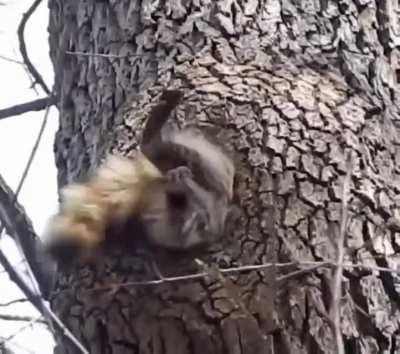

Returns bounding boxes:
[43,154,164,267]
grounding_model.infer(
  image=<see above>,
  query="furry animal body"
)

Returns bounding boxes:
[43,153,163,264]
[43,90,235,266]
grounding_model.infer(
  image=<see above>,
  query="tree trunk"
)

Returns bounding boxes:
[48,0,400,353]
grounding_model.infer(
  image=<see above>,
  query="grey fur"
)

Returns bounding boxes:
[139,90,235,250]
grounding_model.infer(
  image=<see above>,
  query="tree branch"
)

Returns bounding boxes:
[0,54,24,65]
[0,340,35,354]
[0,247,47,319]
[82,260,400,294]
[0,316,44,352]
[0,96,57,120]
[66,50,142,59]
[0,110,88,352]
[0,299,28,307]
[0,246,88,353]
[0,341,19,354]
[17,0,51,94]
[0,314,47,324]
[0,100,55,299]
[0,173,55,299]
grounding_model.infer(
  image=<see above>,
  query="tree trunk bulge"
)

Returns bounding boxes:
[48,0,400,353]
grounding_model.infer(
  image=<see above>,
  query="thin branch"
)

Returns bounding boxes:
[0,248,47,322]
[0,100,87,353]
[0,96,57,120]
[66,50,142,59]
[0,248,88,354]
[335,262,400,274]
[81,259,400,294]
[0,105,55,298]
[0,260,27,275]
[86,261,302,292]
[12,47,39,96]
[17,0,51,94]
[0,54,24,65]
[332,152,354,354]
[0,316,43,348]
[13,97,50,199]
[47,309,89,354]
[0,299,28,307]
[277,263,328,283]
[0,102,55,339]
[0,314,47,324]
[0,339,36,354]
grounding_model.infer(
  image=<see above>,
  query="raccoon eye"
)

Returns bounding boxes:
[167,190,187,209]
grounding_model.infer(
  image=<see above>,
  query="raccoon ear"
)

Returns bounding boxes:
[141,89,184,150]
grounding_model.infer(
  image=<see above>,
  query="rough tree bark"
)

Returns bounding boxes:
[47,1,400,353]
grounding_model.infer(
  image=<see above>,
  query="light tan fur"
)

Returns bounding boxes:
[43,153,164,259]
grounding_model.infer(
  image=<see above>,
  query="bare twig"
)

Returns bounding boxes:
[14,102,50,200]
[86,261,301,292]
[0,100,87,353]
[0,314,47,324]
[0,299,28,307]
[0,103,55,334]
[0,96,57,120]
[333,262,400,274]
[12,47,39,96]
[332,152,354,354]
[17,0,51,94]
[0,248,46,322]
[66,50,142,59]
[0,248,88,354]
[0,316,43,348]
[0,260,27,273]
[0,54,24,65]
[0,105,55,298]
[80,259,400,294]
[196,259,252,317]
[0,260,26,274]
[0,339,35,354]
[277,263,329,283]
[46,310,89,354]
